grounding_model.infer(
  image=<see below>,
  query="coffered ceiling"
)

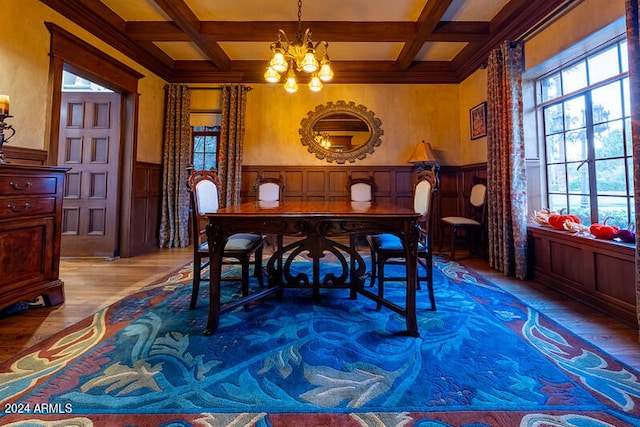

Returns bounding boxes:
[40,0,574,84]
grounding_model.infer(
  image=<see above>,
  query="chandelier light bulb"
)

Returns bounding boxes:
[264,67,280,83]
[308,75,323,91]
[270,50,288,73]
[284,68,298,93]
[301,50,319,73]
[318,59,333,82]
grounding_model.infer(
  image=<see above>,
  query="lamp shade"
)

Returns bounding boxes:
[408,141,437,164]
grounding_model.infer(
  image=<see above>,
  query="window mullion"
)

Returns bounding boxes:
[584,92,599,224]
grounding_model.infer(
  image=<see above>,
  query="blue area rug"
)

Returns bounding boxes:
[1,256,639,426]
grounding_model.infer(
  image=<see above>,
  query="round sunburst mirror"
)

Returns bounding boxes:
[299,100,383,164]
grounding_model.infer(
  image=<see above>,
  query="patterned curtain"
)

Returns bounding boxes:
[218,84,251,207]
[159,84,191,248]
[625,0,640,333]
[486,41,528,279]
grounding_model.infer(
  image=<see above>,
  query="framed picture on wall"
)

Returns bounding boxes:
[470,102,487,140]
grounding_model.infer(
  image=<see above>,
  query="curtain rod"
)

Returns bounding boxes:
[191,109,222,114]
[518,0,585,42]
[187,86,253,91]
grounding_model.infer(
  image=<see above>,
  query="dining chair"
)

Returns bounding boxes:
[347,175,376,203]
[366,166,439,310]
[346,175,376,279]
[255,174,285,251]
[439,176,487,260]
[187,169,266,310]
[255,174,285,203]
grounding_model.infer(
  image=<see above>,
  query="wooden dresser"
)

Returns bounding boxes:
[0,164,68,311]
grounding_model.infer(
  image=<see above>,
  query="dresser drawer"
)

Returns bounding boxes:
[0,197,56,219]
[0,176,59,196]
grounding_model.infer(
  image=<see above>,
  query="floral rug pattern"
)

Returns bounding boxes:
[0,257,639,426]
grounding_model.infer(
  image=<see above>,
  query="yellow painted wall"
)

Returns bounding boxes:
[457,69,488,166]
[243,83,460,166]
[1,0,166,163]
[524,0,625,73]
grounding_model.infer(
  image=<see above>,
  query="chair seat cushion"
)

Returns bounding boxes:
[199,233,263,251]
[225,233,263,250]
[368,233,427,251]
[440,216,481,226]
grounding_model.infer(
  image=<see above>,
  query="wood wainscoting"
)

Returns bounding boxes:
[242,164,488,244]
[129,162,162,256]
[528,225,636,327]
[241,165,418,208]
[435,163,487,249]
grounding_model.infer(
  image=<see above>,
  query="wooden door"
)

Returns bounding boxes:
[58,92,121,257]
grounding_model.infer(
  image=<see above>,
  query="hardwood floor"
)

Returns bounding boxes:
[0,246,638,369]
[0,247,193,364]
[462,256,640,369]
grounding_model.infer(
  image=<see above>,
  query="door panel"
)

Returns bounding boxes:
[59,92,121,257]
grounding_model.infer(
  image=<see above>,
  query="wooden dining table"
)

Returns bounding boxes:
[204,200,421,336]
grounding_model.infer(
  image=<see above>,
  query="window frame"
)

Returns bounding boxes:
[191,125,220,171]
[535,36,633,228]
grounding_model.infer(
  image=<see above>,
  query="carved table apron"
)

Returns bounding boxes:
[204,200,421,336]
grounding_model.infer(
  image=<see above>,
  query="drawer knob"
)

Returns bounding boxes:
[9,181,33,191]
[7,202,30,213]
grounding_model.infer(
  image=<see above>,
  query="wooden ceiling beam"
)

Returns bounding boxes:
[39,0,174,80]
[126,22,190,42]
[430,22,490,43]
[396,0,454,70]
[170,59,458,84]
[151,0,231,70]
[126,21,490,43]
[204,22,416,42]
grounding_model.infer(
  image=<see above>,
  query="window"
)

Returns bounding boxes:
[537,38,634,229]
[192,125,219,171]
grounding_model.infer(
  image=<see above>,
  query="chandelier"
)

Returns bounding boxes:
[264,0,334,93]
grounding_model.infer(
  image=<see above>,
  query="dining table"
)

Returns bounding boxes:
[204,200,421,336]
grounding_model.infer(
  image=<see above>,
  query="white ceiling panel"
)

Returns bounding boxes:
[101,0,169,21]
[184,0,426,22]
[326,42,405,61]
[416,42,467,61]
[218,42,273,61]
[155,42,207,61]
[441,0,510,21]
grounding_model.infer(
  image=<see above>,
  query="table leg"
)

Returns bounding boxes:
[204,223,223,335]
[403,231,419,337]
[349,235,358,299]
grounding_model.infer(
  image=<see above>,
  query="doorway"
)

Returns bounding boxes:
[47,23,143,258]
[58,72,121,257]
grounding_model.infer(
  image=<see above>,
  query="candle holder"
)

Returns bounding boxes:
[0,114,15,163]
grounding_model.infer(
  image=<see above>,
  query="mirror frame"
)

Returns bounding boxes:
[299,100,383,164]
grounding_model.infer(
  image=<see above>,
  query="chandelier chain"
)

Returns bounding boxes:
[296,0,303,41]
